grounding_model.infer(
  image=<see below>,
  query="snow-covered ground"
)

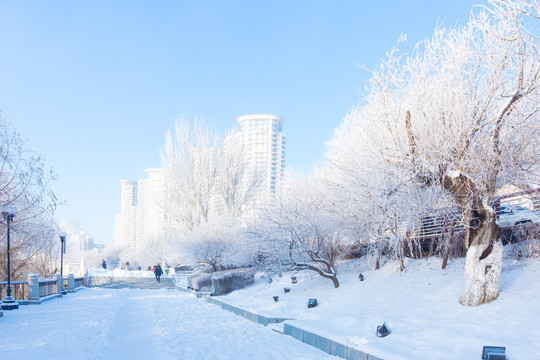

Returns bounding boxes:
[1,256,538,359]
[219,256,540,360]
[0,288,337,360]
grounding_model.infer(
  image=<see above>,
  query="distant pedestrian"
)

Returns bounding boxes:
[154,264,163,283]
[102,259,107,269]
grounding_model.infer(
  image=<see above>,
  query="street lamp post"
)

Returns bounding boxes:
[59,231,67,295]
[2,205,18,310]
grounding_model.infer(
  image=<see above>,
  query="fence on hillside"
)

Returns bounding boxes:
[400,188,540,241]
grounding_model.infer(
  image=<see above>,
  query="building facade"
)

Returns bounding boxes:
[136,169,166,248]
[115,171,166,250]
[235,114,286,205]
[117,180,137,249]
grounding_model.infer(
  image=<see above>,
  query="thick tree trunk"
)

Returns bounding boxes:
[405,110,506,306]
[443,173,503,306]
[459,218,503,306]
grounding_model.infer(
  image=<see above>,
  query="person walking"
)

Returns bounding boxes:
[154,264,163,283]
[102,259,107,269]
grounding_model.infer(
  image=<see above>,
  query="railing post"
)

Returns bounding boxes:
[27,274,40,301]
[54,274,63,296]
[67,274,75,292]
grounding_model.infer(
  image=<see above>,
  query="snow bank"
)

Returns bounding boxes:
[217,257,540,360]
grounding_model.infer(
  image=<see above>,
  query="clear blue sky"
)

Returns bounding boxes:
[0,0,479,246]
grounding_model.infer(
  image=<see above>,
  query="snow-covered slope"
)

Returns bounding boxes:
[218,256,540,360]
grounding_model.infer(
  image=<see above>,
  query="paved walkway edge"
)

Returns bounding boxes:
[205,296,383,360]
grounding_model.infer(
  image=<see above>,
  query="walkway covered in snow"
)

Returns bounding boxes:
[0,288,336,360]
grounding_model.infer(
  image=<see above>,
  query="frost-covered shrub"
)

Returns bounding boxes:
[181,215,257,272]
[211,268,254,296]
[187,269,214,291]
[505,238,540,259]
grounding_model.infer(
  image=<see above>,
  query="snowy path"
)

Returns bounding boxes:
[0,288,337,360]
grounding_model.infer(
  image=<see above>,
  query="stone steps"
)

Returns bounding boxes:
[88,276,176,289]
[174,270,195,289]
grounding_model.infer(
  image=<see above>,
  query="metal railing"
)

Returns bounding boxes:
[400,188,540,240]
[494,188,540,229]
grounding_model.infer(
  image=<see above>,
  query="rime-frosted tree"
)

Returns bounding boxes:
[256,174,344,288]
[0,112,58,280]
[327,0,540,305]
[161,116,257,266]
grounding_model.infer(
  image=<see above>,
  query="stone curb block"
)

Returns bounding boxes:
[206,297,290,326]
[206,297,384,360]
[283,322,383,360]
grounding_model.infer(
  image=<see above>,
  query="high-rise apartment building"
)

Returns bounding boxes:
[117,180,137,249]
[115,171,166,250]
[136,169,166,248]
[236,114,286,204]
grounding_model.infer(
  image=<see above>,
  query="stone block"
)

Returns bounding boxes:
[284,324,304,341]
[256,315,267,325]
[233,307,243,316]
[245,311,257,322]
[27,273,40,300]
[303,331,317,347]
[54,274,63,295]
[67,274,75,291]
[347,347,368,360]
[330,341,348,358]
[315,335,331,353]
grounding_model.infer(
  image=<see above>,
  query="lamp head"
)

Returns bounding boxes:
[59,231,67,239]
[2,205,17,219]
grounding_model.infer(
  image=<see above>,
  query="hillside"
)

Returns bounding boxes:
[217,255,540,360]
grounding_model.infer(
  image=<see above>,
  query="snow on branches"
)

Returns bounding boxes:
[325,0,540,305]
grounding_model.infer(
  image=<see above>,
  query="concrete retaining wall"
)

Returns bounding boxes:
[206,297,290,326]
[283,323,383,360]
[205,296,384,360]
